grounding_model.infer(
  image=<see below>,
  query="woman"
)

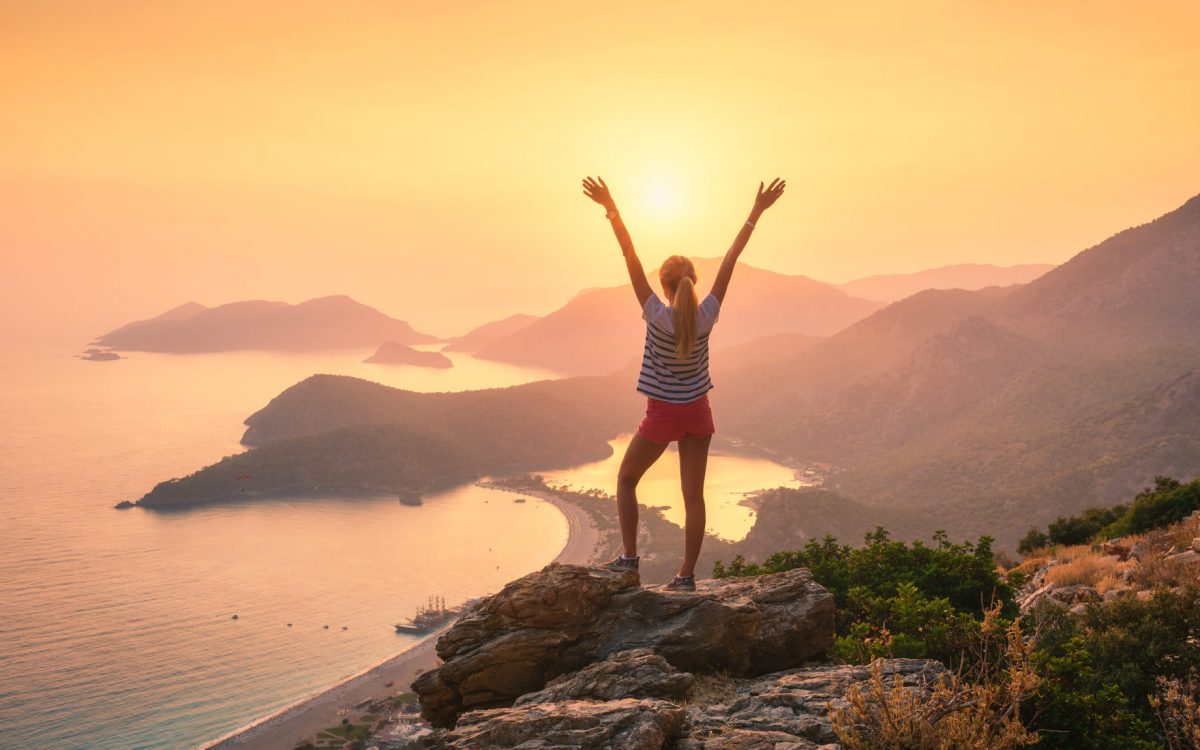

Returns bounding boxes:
[581,175,786,590]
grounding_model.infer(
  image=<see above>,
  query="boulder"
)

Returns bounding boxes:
[1102,541,1131,560]
[1102,587,1133,601]
[414,563,835,727]
[1049,585,1101,605]
[1166,549,1200,564]
[1018,582,1056,611]
[680,659,946,747]
[424,698,685,750]
[516,649,695,705]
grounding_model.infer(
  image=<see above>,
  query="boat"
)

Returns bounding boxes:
[513,497,526,504]
[395,595,459,634]
[399,491,423,506]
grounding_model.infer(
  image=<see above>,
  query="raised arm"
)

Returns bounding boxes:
[710,178,786,305]
[582,175,654,309]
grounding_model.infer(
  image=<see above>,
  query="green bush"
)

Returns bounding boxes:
[1101,477,1200,539]
[1028,586,1200,748]
[1018,527,1050,554]
[1016,476,1200,555]
[1047,505,1127,546]
[715,528,1015,669]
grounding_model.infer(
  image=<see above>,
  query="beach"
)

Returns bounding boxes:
[197,492,599,749]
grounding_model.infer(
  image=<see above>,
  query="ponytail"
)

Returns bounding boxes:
[671,274,699,359]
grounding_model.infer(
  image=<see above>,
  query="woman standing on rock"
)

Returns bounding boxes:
[581,175,786,590]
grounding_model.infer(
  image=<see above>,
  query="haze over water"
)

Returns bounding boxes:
[0,335,804,749]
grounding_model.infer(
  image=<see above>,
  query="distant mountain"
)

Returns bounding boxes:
[95,295,437,352]
[95,301,208,342]
[835,263,1055,302]
[473,259,883,376]
[711,333,823,371]
[443,313,540,353]
[718,193,1200,546]
[364,342,453,368]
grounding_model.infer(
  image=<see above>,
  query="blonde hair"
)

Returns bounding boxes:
[659,255,699,358]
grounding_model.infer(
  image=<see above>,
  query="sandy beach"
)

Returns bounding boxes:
[197,491,599,749]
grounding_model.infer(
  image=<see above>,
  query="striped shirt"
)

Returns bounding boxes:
[637,292,721,403]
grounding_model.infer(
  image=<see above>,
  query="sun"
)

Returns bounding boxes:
[644,182,680,219]
[650,185,674,212]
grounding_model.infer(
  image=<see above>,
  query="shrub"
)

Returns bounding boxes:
[1047,505,1127,546]
[831,605,1040,750]
[1149,674,1200,750]
[1027,586,1200,749]
[1102,477,1200,538]
[1018,528,1049,555]
[715,528,1015,669]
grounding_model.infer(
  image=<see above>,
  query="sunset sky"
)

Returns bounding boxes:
[3,1,1198,339]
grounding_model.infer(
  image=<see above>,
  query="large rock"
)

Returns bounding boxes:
[414,563,835,727]
[424,698,686,750]
[516,649,695,705]
[678,659,947,749]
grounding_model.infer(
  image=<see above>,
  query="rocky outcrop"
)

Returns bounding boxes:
[425,698,686,750]
[515,649,694,705]
[424,657,945,750]
[680,659,946,749]
[414,563,836,728]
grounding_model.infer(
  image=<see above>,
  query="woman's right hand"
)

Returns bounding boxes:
[582,176,616,211]
[753,178,786,212]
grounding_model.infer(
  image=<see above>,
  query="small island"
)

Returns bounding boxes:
[79,348,123,361]
[363,341,453,368]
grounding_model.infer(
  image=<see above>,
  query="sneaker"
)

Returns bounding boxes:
[603,555,639,572]
[665,575,696,591]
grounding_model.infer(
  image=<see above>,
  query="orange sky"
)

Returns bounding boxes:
[3,1,1199,339]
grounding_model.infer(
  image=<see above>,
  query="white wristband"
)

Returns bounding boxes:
[745,219,756,228]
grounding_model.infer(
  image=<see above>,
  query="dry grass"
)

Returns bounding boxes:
[1150,674,1200,750]
[1148,517,1200,554]
[1010,556,1048,578]
[1094,562,1138,594]
[830,605,1040,750]
[1042,554,1123,588]
[1012,515,1200,603]
[1134,556,1199,590]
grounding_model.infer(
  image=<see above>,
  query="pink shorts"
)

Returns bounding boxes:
[636,394,716,445]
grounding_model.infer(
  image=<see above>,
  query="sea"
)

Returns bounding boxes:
[0,333,804,749]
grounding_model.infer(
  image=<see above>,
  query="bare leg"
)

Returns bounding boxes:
[677,433,712,577]
[615,433,669,557]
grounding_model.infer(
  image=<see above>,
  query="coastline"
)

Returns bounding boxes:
[196,490,599,749]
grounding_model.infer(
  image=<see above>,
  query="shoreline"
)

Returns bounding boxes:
[196,490,599,750]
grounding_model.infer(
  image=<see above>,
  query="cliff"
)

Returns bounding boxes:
[410,563,944,749]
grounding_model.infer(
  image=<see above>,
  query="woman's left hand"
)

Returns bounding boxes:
[753,178,786,212]
[582,176,616,211]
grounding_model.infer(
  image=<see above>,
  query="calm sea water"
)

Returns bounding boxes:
[0,334,802,749]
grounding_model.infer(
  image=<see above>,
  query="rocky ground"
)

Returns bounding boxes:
[1012,509,1200,615]
[351,563,946,750]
